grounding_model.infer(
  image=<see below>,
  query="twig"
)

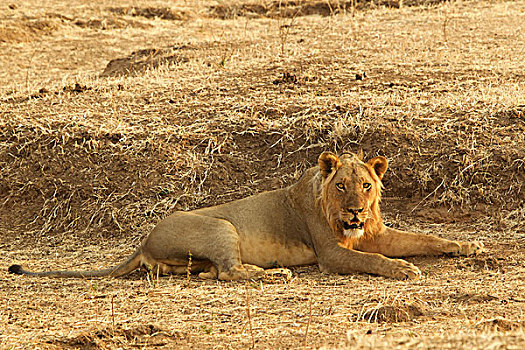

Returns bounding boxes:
[186,251,192,287]
[111,294,116,332]
[156,263,160,286]
[245,280,255,349]
[411,178,445,213]
[304,292,313,348]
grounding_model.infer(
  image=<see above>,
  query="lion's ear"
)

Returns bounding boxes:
[367,156,388,180]
[318,152,342,178]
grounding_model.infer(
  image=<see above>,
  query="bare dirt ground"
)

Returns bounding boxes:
[1,0,524,348]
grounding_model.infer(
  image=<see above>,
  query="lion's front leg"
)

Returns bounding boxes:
[314,243,421,280]
[356,227,484,257]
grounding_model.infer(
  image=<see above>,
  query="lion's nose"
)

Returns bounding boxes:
[346,208,364,216]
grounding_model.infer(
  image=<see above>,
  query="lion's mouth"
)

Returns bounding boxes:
[342,220,364,230]
[342,220,364,238]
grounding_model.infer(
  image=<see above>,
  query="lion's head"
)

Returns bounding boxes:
[317,151,387,248]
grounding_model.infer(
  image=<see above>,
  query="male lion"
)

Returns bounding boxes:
[9,152,484,280]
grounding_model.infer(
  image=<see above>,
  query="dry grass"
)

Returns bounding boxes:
[1,0,524,348]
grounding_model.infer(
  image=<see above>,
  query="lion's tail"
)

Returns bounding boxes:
[8,249,142,278]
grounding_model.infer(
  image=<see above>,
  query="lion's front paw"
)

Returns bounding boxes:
[455,241,485,256]
[387,259,421,280]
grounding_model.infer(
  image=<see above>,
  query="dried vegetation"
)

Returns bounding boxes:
[1,0,524,349]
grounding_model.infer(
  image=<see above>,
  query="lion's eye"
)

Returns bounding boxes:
[336,183,345,191]
[363,182,371,190]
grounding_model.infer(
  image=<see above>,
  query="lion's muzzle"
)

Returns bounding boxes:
[340,206,367,238]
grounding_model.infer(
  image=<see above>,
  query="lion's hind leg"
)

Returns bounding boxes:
[200,264,289,281]
[200,221,264,280]
[146,259,248,280]
[154,260,215,276]
[148,212,280,281]
[146,213,254,280]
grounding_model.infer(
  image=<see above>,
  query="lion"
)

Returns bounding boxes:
[8,151,484,280]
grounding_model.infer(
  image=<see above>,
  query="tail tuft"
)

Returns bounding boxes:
[8,264,24,275]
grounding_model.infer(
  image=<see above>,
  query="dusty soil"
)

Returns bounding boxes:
[1,0,524,349]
